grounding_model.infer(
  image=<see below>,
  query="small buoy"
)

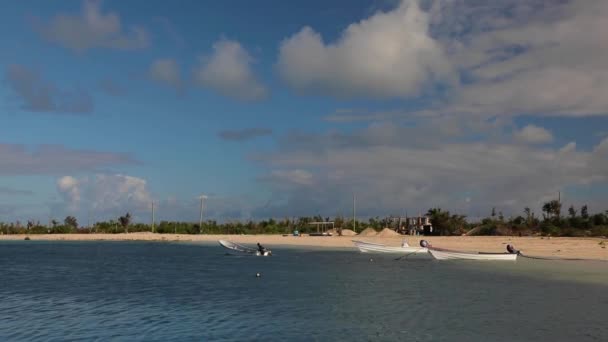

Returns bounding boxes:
[369,258,374,262]
[256,272,261,278]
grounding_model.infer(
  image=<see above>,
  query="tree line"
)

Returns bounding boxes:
[1,201,607,237]
[426,201,608,237]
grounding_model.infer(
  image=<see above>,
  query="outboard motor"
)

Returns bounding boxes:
[507,244,520,254]
[420,240,430,248]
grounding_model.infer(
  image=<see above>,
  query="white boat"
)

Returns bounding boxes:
[427,248,518,261]
[218,240,272,256]
[352,240,428,255]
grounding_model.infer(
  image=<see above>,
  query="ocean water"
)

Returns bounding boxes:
[0,241,606,342]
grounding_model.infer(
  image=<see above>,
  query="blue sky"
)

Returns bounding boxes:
[1,0,608,224]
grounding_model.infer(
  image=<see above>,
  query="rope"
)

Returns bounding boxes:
[394,248,426,261]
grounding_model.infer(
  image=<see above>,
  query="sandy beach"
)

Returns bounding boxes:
[1,233,607,260]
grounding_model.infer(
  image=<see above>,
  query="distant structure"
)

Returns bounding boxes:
[309,221,335,234]
[387,216,408,234]
[406,216,433,235]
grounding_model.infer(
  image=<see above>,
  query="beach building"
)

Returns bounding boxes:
[406,216,433,235]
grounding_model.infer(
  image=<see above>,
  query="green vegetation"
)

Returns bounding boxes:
[1,201,607,237]
[466,203,608,237]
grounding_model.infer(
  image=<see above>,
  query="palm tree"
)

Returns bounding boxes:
[568,205,577,218]
[580,205,589,219]
[427,208,452,235]
[524,207,532,226]
[119,213,131,233]
[64,216,78,231]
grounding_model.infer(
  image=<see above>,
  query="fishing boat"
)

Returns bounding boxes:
[421,240,519,261]
[352,240,428,255]
[218,240,272,256]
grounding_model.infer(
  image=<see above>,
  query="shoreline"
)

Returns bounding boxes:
[1,233,607,260]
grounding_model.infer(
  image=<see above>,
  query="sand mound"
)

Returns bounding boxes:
[358,228,378,236]
[325,228,358,236]
[376,228,400,237]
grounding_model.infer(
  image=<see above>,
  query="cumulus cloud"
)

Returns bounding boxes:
[514,125,554,144]
[55,175,257,222]
[56,174,152,217]
[57,176,82,211]
[36,0,149,52]
[251,121,608,218]
[277,0,608,117]
[5,64,93,114]
[434,0,608,117]
[149,58,181,89]
[218,128,272,141]
[277,0,453,98]
[0,143,138,175]
[193,39,268,101]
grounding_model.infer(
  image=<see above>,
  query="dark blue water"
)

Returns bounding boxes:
[1,241,606,341]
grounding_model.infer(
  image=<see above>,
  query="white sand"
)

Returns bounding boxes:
[376,228,400,237]
[358,228,378,236]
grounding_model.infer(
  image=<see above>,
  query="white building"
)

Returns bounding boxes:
[406,216,433,235]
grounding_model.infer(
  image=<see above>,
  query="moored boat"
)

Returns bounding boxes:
[421,240,519,261]
[352,240,428,255]
[218,240,272,256]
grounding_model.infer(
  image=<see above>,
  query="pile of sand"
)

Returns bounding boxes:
[325,228,358,236]
[340,229,357,236]
[376,228,400,237]
[358,228,378,236]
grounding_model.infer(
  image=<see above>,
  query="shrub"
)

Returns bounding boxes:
[540,223,560,236]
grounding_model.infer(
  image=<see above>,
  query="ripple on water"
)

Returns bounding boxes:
[0,242,606,341]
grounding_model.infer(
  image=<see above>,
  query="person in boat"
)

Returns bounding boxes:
[257,243,267,254]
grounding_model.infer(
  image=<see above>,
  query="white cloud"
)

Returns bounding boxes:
[277,0,453,98]
[57,176,82,211]
[149,58,181,88]
[38,0,149,52]
[276,0,608,117]
[53,175,260,222]
[56,174,152,218]
[261,169,314,187]
[437,0,608,117]
[514,125,554,144]
[252,122,608,218]
[193,39,268,101]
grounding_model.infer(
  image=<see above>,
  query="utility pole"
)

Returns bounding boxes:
[151,201,155,233]
[353,194,356,233]
[199,195,207,234]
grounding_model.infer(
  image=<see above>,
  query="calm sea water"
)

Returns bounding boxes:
[0,241,606,342]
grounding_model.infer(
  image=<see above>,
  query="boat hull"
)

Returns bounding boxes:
[352,241,428,255]
[428,248,517,261]
[219,240,272,256]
